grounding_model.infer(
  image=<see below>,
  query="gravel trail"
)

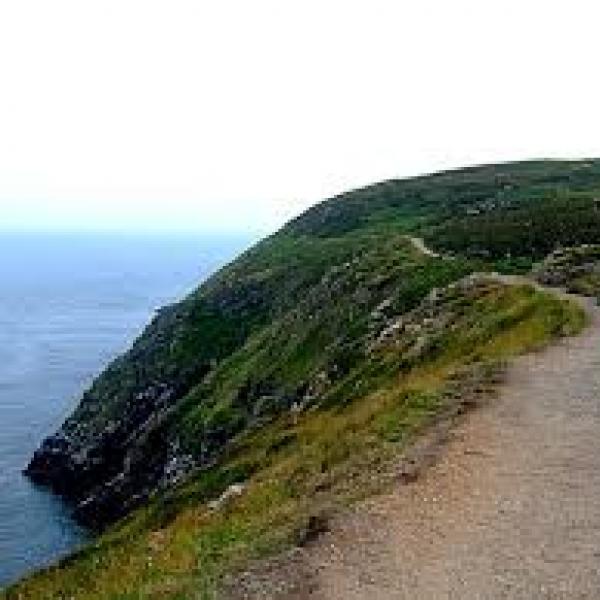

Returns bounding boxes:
[227,280,600,599]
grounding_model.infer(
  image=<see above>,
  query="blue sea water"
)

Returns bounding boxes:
[0,231,253,588]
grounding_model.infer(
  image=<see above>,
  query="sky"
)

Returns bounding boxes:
[1,1,600,234]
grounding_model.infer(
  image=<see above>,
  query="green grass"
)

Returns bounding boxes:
[428,193,600,264]
[5,280,585,600]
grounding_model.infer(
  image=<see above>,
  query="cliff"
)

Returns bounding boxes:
[24,160,600,530]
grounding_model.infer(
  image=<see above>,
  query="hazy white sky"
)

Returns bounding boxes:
[1,0,600,234]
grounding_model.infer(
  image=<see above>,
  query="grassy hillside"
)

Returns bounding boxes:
[8,159,600,598]
[6,278,584,599]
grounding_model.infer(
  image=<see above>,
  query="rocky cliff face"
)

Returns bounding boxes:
[25,272,272,526]
[26,385,183,526]
[533,245,600,298]
[25,160,600,529]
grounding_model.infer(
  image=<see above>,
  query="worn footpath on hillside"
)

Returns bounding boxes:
[227,245,600,599]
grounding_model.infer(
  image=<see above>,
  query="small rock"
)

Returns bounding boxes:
[208,482,246,511]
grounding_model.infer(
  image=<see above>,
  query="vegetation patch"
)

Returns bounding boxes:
[5,277,585,600]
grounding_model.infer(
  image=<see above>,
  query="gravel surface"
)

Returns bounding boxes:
[226,290,600,599]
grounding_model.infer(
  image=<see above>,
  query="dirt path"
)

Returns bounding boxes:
[297,295,600,599]
[227,269,600,598]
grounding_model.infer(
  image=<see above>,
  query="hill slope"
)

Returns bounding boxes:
[226,289,600,600]
[8,159,600,598]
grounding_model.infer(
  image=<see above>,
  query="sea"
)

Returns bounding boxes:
[0,231,253,588]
